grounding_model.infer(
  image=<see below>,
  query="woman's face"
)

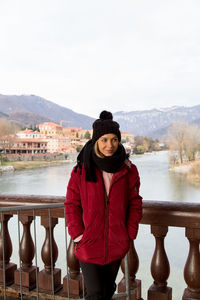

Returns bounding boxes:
[97,133,119,157]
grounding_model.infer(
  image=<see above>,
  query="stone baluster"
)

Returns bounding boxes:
[148,225,172,300]
[38,216,61,292]
[14,216,38,290]
[182,228,200,300]
[0,214,17,285]
[118,240,142,300]
[63,238,83,296]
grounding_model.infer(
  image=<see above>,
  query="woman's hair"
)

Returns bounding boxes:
[94,141,104,158]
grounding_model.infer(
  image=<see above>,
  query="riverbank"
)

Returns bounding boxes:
[169,160,200,186]
[1,159,75,171]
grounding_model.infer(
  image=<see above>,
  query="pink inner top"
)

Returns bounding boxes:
[102,170,113,196]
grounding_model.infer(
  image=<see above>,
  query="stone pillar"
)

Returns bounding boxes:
[38,216,61,292]
[148,225,172,300]
[14,216,38,290]
[0,214,17,285]
[118,240,142,300]
[63,238,83,297]
[182,228,200,300]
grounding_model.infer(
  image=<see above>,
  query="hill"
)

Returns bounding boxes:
[0,94,200,139]
[0,94,94,129]
[113,106,200,139]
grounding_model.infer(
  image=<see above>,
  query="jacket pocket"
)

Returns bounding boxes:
[74,231,86,251]
[74,240,81,251]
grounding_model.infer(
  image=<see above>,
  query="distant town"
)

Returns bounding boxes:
[0,120,164,163]
[1,118,200,185]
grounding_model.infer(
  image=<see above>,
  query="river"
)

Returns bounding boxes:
[1,150,199,202]
[0,150,199,299]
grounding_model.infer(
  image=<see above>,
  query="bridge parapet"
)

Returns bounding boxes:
[0,195,200,300]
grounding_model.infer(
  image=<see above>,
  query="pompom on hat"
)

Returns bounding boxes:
[92,110,121,143]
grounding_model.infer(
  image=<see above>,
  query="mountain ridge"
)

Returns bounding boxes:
[0,94,94,129]
[0,94,200,139]
[113,105,200,138]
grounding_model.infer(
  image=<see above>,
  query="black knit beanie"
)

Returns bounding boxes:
[92,110,121,143]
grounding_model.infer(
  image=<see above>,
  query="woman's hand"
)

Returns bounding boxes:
[74,234,83,243]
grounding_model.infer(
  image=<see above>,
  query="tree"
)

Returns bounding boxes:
[133,135,160,153]
[166,122,200,164]
[143,137,150,152]
[165,122,187,163]
[76,145,83,152]
[76,132,79,138]
[134,136,144,147]
[0,119,16,153]
[184,124,200,161]
[33,125,40,132]
[84,131,91,139]
[135,145,145,154]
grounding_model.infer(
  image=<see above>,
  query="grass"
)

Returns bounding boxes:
[187,162,200,185]
[169,158,200,186]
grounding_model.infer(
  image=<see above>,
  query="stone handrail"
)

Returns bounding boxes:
[0,194,200,300]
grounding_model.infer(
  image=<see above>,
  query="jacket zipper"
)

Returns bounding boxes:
[100,172,110,264]
[105,194,109,264]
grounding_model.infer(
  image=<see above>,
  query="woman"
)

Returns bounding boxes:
[65,111,142,300]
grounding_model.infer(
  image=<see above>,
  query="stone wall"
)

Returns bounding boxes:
[2,153,68,162]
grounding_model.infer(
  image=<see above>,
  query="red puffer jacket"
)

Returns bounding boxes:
[65,160,142,265]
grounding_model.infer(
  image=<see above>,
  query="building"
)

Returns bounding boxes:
[46,136,74,153]
[121,131,134,143]
[16,129,45,139]
[16,128,77,154]
[2,138,48,154]
[38,122,63,136]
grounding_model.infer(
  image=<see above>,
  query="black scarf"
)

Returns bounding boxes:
[74,140,127,182]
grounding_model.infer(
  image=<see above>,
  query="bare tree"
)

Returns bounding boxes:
[184,124,200,161]
[166,122,188,164]
[0,119,17,153]
[166,122,200,164]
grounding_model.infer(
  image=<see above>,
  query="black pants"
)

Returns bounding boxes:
[79,260,121,300]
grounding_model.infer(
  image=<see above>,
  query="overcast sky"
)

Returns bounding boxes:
[0,0,200,118]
